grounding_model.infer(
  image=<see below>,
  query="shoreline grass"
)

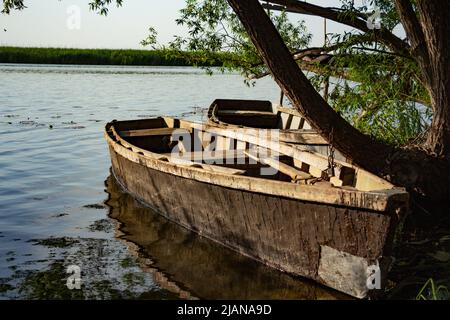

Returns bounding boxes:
[0,46,225,67]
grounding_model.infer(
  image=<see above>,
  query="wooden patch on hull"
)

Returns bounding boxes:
[318,245,376,299]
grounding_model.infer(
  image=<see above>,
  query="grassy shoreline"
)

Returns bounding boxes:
[0,46,225,67]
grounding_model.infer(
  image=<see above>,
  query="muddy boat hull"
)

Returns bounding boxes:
[108,144,405,298]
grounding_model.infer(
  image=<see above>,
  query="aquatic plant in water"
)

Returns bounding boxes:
[416,279,450,300]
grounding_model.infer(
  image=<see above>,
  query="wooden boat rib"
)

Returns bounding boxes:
[105,117,409,298]
[207,99,346,160]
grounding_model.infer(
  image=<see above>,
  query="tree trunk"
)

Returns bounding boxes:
[227,0,450,212]
[226,0,392,174]
[417,1,450,157]
[395,0,450,158]
[428,96,450,157]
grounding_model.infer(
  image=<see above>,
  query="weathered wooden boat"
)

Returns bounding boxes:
[106,174,348,299]
[207,99,345,160]
[104,117,409,298]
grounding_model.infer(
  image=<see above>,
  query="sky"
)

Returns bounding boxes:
[0,0,353,49]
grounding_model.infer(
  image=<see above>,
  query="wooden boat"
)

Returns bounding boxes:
[104,117,409,298]
[207,99,345,160]
[106,174,348,299]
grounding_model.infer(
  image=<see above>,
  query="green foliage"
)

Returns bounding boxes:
[140,27,158,48]
[2,0,123,15]
[2,0,434,146]
[0,46,228,67]
[1,0,25,14]
[88,0,123,16]
[308,1,430,145]
[310,50,431,145]
[142,0,311,81]
[339,0,400,31]
[416,278,450,300]
[142,0,430,145]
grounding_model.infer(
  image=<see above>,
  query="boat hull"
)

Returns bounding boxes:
[108,143,405,298]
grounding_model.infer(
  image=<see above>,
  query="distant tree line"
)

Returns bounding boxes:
[0,47,227,67]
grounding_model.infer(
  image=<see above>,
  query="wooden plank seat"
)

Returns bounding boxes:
[161,150,248,164]
[244,150,314,184]
[119,127,192,138]
[158,155,246,176]
[216,110,279,128]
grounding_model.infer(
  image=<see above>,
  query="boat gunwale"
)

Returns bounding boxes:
[105,118,408,212]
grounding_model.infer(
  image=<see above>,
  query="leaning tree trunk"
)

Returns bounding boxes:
[417,1,450,157]
[227,0,392,174]
[395,0,450,158]
[227,0,450,212]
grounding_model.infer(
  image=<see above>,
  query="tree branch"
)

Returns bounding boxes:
[394,0,429,66]
[263,0,410,56]
[248,57,348,81]
[394,0,435,111]
[251,31,380,69]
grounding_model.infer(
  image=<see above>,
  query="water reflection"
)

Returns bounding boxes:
[104,174,348,300]
[0,64,214,75]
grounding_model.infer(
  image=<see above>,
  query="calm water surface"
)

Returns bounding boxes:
[0,64,345,299]
[0,64,448,299]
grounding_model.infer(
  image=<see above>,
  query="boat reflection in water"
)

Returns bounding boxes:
[105,174,348,300]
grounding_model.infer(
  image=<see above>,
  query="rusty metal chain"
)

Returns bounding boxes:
[327,128,336,179]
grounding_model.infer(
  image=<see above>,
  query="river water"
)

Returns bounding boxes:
[0,64,448,299]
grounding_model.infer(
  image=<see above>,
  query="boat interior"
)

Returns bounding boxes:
[209,99,313,130]
[107,117,395,192]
